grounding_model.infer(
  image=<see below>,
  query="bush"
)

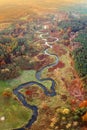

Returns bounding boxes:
[0,63,21,80]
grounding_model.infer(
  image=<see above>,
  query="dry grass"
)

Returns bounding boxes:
[0,0,81,23]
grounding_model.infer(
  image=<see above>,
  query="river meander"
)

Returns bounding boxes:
[13,28,59,130]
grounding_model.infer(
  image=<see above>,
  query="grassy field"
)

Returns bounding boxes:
[0,69,53,129]
[0,96,32,130]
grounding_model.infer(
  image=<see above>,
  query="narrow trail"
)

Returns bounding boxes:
[13,27,59,130]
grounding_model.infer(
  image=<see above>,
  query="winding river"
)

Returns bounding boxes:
[13,28,59,130]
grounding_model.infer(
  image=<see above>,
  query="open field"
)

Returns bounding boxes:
[0,0,87,23]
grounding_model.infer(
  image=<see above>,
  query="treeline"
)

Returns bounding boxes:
[58,16,87,32]
[72,30,87,77]
[58,15,87,78]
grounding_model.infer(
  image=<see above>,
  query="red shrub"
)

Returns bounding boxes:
[48,61,65,72]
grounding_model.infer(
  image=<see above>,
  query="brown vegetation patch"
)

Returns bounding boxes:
[48,61,65,72]
[52,44,67,56]
[67,78,85,103]
[47,37,56,42]
[50,31,59,38]
[35,56,54,70]
[37,54,49,60]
